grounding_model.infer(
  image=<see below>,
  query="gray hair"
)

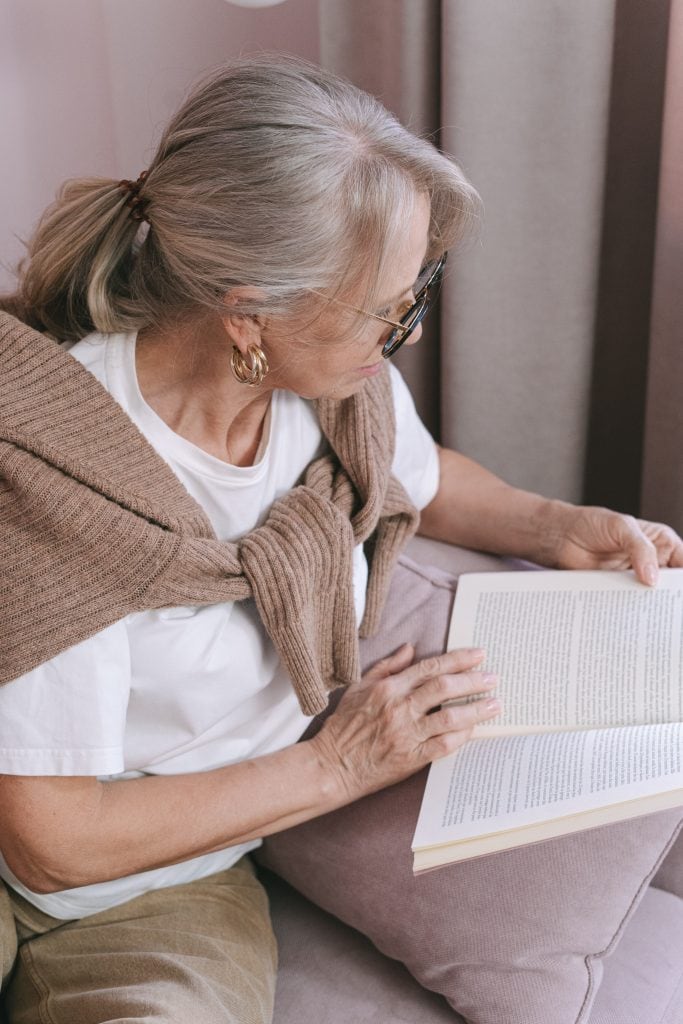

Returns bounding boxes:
[6,55,481,342]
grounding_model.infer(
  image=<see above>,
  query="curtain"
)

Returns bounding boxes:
[320,0,681,532]
[642,0,683,531]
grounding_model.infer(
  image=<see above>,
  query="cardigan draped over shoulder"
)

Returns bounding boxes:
[0,312,419,714]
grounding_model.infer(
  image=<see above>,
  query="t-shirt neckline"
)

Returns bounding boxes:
[105,332,275,483]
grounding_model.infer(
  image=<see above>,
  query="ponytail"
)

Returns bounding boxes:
[3,178,143,341]
[3,56,481,344]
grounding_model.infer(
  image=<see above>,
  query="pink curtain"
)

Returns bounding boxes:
[320,0,683,531]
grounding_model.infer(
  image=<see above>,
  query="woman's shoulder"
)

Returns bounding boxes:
[68,330,133,387]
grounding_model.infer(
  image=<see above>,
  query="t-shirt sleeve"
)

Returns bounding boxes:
[0,620,131,776]
[388,363,440,510]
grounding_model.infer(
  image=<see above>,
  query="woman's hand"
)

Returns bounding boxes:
[549,502,683,585]
[309,645,501,802]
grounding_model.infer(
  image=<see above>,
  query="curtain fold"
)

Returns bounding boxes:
[439,0,616,503]
[583,0,671,516]
[320,0,680,524]
[642,0,683,533]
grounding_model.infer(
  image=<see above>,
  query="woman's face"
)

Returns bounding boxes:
[262,195,432,401]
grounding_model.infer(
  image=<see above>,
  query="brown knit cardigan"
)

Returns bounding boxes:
[0,312,419,715]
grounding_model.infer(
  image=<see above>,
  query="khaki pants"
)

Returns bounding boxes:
[0,857,277,1024]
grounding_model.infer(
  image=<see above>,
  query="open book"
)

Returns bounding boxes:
[412,569,683,873]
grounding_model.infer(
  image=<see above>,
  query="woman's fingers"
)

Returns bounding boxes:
[421,727,476,762]
[317,646,502,800]
[410,668,498,714]
[361,642,416,684]
[396,647,487,694]
[612,514,659,585]
[364,646,499,721]
[637,519,683,569]
[422,696,502,740]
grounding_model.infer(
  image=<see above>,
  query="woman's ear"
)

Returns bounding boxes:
[220,285,267,354]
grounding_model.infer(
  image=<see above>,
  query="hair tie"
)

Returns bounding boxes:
[118,170,150,223]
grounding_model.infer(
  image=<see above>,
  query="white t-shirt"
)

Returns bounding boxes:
[0,331,439,918]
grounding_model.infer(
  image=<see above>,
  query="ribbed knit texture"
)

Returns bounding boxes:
[0,312,419,714]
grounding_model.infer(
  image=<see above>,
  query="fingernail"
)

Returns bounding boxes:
[465,648,485,659]
[485,698,502,712]
[482,673,498,686]
[644,566,657,586]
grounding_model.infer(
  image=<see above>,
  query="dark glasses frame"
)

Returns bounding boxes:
[375,252,448,358]
[311,252,448,359]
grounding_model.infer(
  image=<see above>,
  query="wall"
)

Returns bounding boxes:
[0,0,320,291]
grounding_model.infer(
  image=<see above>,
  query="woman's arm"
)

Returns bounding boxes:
[0,646,500,894]
[0,739,342,894]
[419,444,683,583]
[418,445,562,563]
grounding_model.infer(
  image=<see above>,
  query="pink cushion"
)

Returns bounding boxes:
[266,871,683,1024]
[266,870,462,1023]
[652,829,683,898]
[257,548,683,1024]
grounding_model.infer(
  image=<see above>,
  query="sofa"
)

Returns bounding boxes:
[262,536,683,1024]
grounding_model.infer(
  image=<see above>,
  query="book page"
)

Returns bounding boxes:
[447,569,683,731]
[413,789,683,871]
[413,722,683,854]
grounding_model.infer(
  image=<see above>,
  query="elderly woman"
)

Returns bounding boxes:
[0,57,681,1024]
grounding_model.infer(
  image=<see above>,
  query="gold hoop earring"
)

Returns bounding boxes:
[230,345,269,387]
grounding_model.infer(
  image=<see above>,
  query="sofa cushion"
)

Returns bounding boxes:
[266,871,683,1024]
[652,828,683,898]
[265,869,462,1024]
[257,546,683,1024]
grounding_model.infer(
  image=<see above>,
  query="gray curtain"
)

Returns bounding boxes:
[642,0,683,532]
[320,0,682,531]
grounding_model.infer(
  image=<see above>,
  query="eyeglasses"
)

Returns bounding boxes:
[326,253,447,359]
